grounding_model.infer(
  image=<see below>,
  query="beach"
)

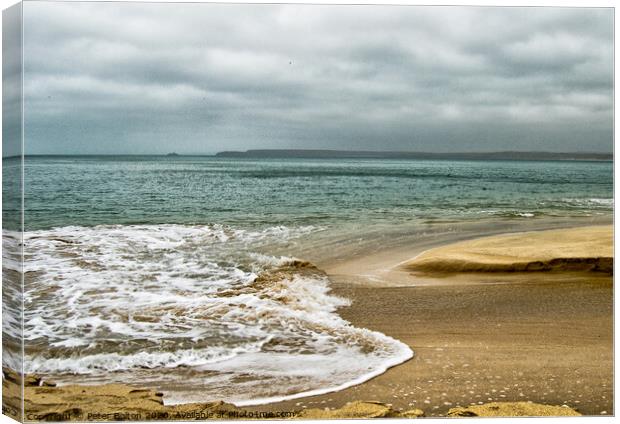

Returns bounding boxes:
[240,224,613,416]
[4,223,613,419]
[268,278,613,416]
[257,224,614,417]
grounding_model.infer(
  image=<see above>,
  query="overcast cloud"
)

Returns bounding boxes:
[22,2,613,154]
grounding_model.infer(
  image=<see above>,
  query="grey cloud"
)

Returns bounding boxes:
[20,2,613,155]
[2,3,22,158]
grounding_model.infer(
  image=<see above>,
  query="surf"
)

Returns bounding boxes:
[17,223,413,405]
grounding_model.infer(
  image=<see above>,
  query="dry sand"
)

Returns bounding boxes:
[3,225,613,419]
[405,225,612,275]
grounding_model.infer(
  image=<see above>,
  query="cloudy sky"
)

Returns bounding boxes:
[22,2,613,155]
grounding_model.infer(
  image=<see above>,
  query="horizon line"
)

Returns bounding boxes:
[3,148,614,158]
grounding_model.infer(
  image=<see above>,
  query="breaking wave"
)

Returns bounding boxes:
[14,224,412,405]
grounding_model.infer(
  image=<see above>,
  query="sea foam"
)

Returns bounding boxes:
[12,223,412,405]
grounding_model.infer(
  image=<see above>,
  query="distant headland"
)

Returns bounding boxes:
[215,149,612,161]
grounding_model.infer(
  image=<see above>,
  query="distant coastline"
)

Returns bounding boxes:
[215,149,613,161]
[12,150,613,161]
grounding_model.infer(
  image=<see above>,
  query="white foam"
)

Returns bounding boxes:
[587,198,614,205]
[165,341,413,407]
[561,198,613,207]
[15,223,413,405]
[27,343,266,374]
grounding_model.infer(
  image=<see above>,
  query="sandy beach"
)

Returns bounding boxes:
[406,225,612,275]
[4,224,613,419]
[259,224,614,416]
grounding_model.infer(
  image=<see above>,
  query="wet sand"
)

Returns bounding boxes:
[259,277,613,417]
[259,226,613,417]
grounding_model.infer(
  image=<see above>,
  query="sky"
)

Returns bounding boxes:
[20,2,614,155]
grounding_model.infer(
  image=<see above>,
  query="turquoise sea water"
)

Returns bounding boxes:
[18,156,614,230]
[2,156,614,405]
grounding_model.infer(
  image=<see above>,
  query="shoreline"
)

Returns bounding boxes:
[5,221,614,418]
[312,216,612,287]
[258,224,613,416]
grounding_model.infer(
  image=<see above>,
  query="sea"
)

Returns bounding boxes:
[2,156,614,405]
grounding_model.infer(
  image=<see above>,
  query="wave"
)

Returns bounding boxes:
[560,198,613,207]
[10,223,412,405]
